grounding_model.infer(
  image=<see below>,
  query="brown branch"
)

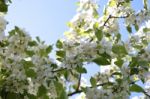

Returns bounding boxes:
[76,74,81,91]
[103,15,111,26]
[52,67,67,73]
[68,82,109,96]
[103,14,129,27]
[143,91,150,98]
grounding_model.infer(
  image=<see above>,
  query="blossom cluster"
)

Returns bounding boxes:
[0,15,59,98]
[55,0,150,99]
[0,0,150,99]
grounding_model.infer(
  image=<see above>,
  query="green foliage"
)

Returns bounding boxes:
[90,77,97,87]
[54,81,68,99]
[112,45,127,56]
[129,84,144,92]
[56,40,63,49]
[95,28,103,41]
[76,66,87,73]
[93,56,111,65]
[126,25,132,33]
[0,0,150,98]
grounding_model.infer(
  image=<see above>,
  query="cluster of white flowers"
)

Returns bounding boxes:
[0,16,7,41]
[58,0,150,98]
[60,0,116,70]
[1,0,150,98]
[125,9,150,26]
[0,18,57,98]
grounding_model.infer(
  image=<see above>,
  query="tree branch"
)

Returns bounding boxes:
[76,74,81,91]
[68,82,109,96]
[103,14,129,27]
[52,67,67,73]
[143,91,150,98]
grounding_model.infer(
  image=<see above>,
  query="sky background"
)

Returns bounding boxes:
[5,0,150,99]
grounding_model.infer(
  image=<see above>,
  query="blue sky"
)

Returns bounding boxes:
[5,0,150,98]
[6,0,78,44]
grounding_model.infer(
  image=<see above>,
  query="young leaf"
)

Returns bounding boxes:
[0,3,8,13]
[56,40,63,49]
[130,84,144,92]
[114,59,124,67]
[93,56,110,65]
[56,50,65,58]
[112,45,127,56]
[90,77,97,87]
[76,66,87,73]
[126,25,132,33]
[25,69,36,77]
[95,29,103,41]
[46,45,52,54]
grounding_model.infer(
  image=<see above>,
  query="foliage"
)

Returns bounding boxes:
[0,0,150,99]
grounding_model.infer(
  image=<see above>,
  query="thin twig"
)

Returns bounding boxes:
[76,74,82,91]
[68,82,109,96]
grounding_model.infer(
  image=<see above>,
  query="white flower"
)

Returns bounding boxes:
[0,32,5,41]
[0,16,7,31]
[131,96,139,99]
[145,43,150,53]
[75,92,86,99]
[80,77,88,88]
[144,72,150,81]
[125,14,136,25]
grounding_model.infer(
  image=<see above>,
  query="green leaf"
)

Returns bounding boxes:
[112,72,122,76]
[109,0,116,7]
[54,81,68,99]
[143,27,150,32]
[6,92,18,99]
[116,33,121,42]
[112,45,127,56]
[56,40,63,49]
[15,26,24,36]
[134,23,139,31]
[126,25,132,33]
[114,59,123,67]
[93,56,110,65]
[9,29,16,36]
[25,50,35,56]
[99,52,111,60]
[0,3,8,13]
[138,60,148,66]
[143,0,148,10]
[46,45,52,54]
[37,85,47,97]
[36,36,40,42]
[90,77,97,87]
[28,41,38,46]
[76,66,87,73]
[93,9,99,18]
[95,28,103,41]
[22,60,34,69]
[93,22,99,29]
[129,57,138,67]
[59,90,68,99]
[27,94,37,99]
[130,84,144,92]
[130,68,139,75]
[25,69,36,77]
[56,50,65,58]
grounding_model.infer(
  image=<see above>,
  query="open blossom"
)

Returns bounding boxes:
[145,43,150,53]
[76,92,86,99]
[0,32,5,41]
[0,16,7,32]
[0,16,7,41]
[1,0,150,98]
